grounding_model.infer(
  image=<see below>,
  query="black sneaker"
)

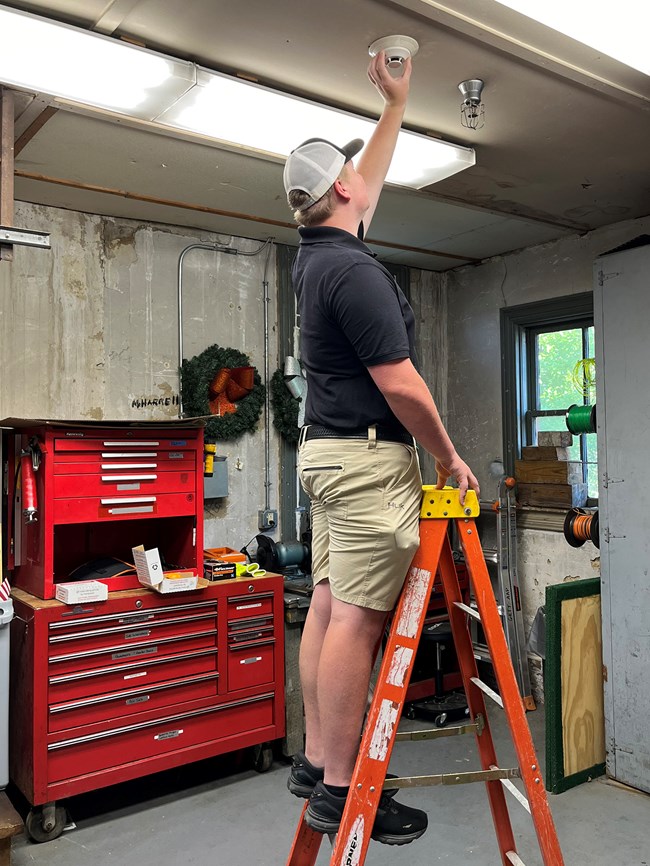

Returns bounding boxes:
[287,752,324,799]
[305,780,427,846]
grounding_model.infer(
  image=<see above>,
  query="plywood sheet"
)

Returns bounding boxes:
[561,595,606,776]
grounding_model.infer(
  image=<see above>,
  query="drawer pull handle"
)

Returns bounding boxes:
[232,632,264,642]
[101,464,158,469]
[102,453,158,458]
[235,602,262,611]
[102,474,158,481]
[101,496,156,505]
[108,506,154,514]
[240,656,263,665]
[103,441,160,447]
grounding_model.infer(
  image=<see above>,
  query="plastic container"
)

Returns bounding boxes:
[204,546,246,564]
[0,598,13,789]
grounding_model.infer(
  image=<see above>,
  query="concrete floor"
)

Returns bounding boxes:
[9,708,649,866]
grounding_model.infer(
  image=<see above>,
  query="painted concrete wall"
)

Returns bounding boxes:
[0,201,281,550]
[445,214,650,699]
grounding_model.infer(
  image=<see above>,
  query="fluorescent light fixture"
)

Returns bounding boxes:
[156,69,475,188]
[0,5,195,119]
[493,0,650,76]
[0,4,475,188]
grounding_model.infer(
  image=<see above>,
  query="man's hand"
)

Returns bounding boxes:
[367,50,411,108]
[435,456,480,505]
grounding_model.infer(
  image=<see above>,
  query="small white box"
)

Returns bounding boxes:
[132,544,164,587]
[55,580,108,604]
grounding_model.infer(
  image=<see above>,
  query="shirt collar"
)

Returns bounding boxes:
[297,225,377,258]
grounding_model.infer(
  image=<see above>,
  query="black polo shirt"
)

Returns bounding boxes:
[292,225,418,433]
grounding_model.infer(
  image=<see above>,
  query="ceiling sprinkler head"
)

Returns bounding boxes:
[369,35,419,76]
[458,78,485,130]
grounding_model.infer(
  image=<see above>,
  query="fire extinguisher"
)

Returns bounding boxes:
[19,437,41,523]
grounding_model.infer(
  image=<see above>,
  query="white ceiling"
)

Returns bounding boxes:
[4,0,650,269]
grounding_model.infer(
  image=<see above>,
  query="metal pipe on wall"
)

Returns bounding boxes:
[176,236,275,507]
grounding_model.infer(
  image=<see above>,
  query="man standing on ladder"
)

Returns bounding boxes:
[283,49,480,845]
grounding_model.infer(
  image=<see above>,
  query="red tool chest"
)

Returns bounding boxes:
[3,420,286,841]
[5,421,204,599]
[10,576,285,837]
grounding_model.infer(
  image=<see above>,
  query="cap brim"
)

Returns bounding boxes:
[341,139,364,161]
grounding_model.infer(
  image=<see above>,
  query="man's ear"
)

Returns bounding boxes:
[332,176,352,203]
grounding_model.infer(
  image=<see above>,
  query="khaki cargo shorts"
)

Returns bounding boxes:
[298,435,422,612]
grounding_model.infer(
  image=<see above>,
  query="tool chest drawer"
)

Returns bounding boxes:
[53,436,197,453]
[53,454,196,474]
[49,647,219,703]
[228,640,275,692]
[53,470,195,498]
[48,611,217,656]
[53,491,197,523]
[47,693,275,784]
[227,591,274,621]
[48,671,221,733]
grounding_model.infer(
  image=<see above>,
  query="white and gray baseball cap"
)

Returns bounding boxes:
[283,137,364,210]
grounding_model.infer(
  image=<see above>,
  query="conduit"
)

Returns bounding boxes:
[177,237,274,510]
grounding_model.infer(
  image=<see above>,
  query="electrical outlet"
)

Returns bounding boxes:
[258,509,277,531]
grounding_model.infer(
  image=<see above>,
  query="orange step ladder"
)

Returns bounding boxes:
[286,485,565,866]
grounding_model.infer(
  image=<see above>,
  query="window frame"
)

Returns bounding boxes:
[501,293,595,499]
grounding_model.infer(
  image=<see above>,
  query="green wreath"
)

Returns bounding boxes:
[270,368,301,443]
[181,344,265,441]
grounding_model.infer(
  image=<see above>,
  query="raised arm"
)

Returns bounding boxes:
[357,51,412,232]
[367,357,480,503]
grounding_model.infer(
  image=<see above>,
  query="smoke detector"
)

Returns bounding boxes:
[368,35,419,74]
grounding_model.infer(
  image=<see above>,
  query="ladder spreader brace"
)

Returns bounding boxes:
[286,485,565,866]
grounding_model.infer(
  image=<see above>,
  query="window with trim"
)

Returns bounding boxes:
[501,293,597,504]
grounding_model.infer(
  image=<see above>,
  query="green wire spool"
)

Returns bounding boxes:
[566,404,596,435]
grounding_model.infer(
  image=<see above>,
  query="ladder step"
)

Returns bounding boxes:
[454,600,481,620]
[492,764,531,814]
[506,852,527,866]
[383,767,521,789]
[395,718,481,742]
[470,676,504,707]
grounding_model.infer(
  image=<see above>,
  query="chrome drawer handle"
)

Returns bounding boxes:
[102,453,158,458]
[101,464,158,470]
[240,656,263,665]
[101,474,158,481]
[101,496,156,505]
[103,441,160,447]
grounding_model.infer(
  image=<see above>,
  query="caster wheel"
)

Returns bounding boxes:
[405,705,416,721]
[434,712,448,728]
[252,743,274,773]
[25,804,68,843]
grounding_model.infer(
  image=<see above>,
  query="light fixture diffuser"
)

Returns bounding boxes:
[157,68,475,189]
[0,4,475,189]
[0,5,196,119]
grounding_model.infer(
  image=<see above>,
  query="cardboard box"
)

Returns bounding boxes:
[132,545,202,593]
[204,560,237,582]
[55,580,108,604]
[151,572,204,594]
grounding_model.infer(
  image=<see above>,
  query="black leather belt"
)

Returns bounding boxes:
[303,425,414,446]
